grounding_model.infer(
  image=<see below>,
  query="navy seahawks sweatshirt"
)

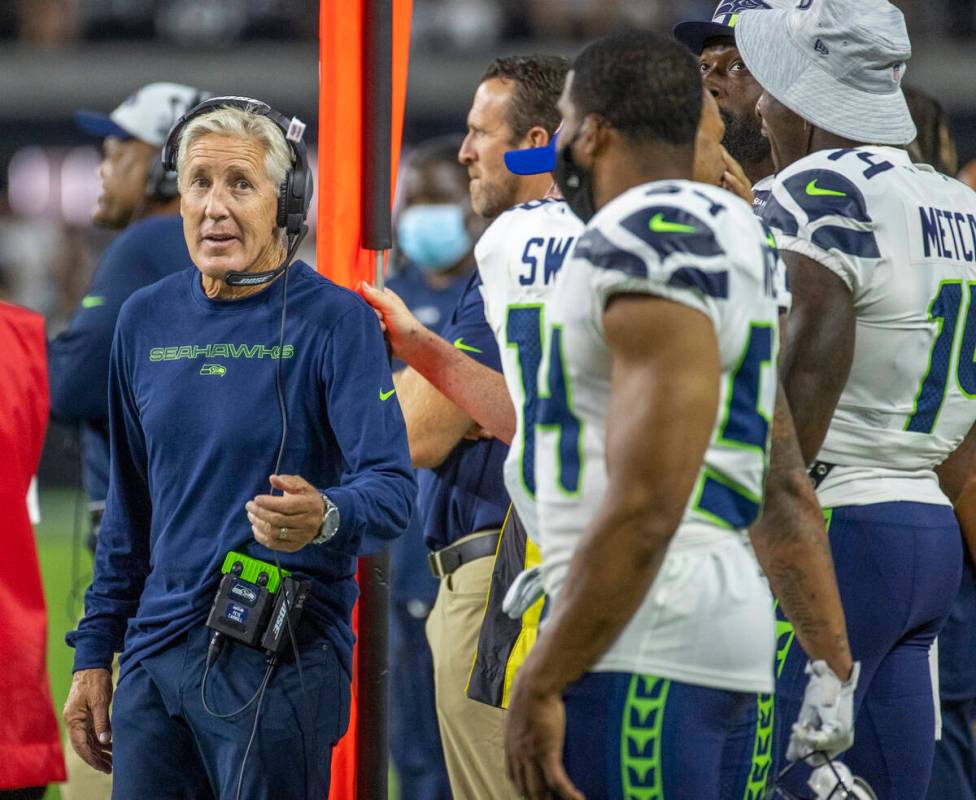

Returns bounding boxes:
[66,261,415,679]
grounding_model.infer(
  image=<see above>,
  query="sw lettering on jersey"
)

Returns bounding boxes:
[919,207,976,262]
[475,198,585,540]
[148,343,296,362]
[519,236,576,287]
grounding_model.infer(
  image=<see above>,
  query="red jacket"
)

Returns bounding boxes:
[0,301,65,789]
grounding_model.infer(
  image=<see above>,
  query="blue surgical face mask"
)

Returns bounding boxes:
[396,204,472,273]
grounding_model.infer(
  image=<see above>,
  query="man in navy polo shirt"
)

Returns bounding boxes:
[386,136,478,800]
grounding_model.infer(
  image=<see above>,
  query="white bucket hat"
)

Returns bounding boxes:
[734,0,917,145]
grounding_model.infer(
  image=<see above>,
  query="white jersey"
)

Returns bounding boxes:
[536,181,784,692]
[476,199,585,541]
[763,146,976,508]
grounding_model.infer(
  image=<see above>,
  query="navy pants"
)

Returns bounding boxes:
[111,627,350,800]
[774,502,962,799]
[388,599,451,800]
[562,670,762,799]
[927,558,976,800]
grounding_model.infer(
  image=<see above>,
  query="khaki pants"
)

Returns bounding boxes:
[426,552,519,800]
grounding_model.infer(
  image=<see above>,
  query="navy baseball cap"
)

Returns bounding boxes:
[74,111,131,141]
[504,129,560,176]
[673,0,783,55]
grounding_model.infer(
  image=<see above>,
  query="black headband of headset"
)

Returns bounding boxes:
[160,95,309,185]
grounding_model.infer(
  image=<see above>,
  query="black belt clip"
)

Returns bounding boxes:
[428,530,500,579]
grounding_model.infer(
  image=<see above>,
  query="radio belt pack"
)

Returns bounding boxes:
[205,550,310,658]
[201,551,313,799]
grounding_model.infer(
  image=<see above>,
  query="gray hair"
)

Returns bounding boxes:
[176,104,293,189]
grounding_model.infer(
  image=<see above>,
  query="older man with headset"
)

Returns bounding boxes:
[62,97,415,800]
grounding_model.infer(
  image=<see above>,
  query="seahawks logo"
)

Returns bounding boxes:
[714,0,771,15]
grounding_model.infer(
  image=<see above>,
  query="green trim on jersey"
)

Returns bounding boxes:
[538,323,586,497]
[690,466,763,531]
[505,302,545,501]
[717,320,776,456]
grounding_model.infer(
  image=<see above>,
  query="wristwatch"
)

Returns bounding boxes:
[312,493,340,545]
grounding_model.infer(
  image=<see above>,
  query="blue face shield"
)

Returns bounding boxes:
[396,204,472,273]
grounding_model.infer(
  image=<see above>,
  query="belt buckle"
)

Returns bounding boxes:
[428,549,446,579]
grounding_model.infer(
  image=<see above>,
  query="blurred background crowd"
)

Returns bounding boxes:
[2,0,975,340]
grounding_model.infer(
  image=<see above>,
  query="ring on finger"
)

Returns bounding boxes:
[278,527,289,541]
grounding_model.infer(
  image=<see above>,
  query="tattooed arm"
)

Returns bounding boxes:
[749,330,853,680]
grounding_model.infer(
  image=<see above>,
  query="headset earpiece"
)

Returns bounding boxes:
[277,162,313,237]
[277,180,289,231]
[145,156,179,202]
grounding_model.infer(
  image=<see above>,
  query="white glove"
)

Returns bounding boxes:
[502,566,545,619]
[787,660,860,765]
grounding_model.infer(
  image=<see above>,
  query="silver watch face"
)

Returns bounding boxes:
[315,497,339,544]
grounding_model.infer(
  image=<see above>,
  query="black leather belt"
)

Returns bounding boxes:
[428,530,500,579]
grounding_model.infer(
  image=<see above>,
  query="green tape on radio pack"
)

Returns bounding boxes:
[220,551,290,594]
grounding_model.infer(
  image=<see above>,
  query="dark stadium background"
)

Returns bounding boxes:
[2,2,972,797]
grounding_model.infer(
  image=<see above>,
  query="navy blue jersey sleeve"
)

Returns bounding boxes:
[319,301,416,556]
[440,272,502,371]
[48,231,168,422]
[66,304,152,671]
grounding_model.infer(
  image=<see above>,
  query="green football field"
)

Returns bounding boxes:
[33,487,401,800]
[35,487,87,800]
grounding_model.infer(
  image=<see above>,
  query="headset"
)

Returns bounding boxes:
[145,156,180,203]
[161,95,313,286]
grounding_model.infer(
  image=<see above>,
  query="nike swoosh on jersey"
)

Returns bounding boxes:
[648,212,697,234]
[379,388,396,401]
[81,295,106,309]
[453,337,483,354]
[805,179,846,197]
